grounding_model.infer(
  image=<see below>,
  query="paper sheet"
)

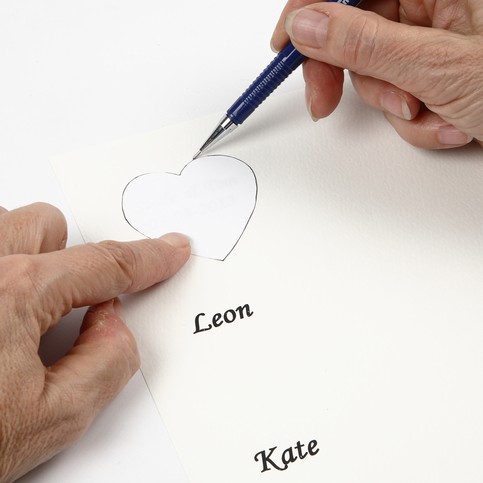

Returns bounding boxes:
[52,85,483,482]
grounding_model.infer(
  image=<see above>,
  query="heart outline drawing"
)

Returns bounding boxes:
[121,155,258,261]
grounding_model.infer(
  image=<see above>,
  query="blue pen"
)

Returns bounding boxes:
[193,0,363,158]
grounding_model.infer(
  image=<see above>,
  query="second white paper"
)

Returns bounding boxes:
[52,85,483,483]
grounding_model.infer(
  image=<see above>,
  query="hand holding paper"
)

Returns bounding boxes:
[0,203,190,481]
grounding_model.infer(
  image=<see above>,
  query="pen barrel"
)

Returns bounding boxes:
[227,42,305,125]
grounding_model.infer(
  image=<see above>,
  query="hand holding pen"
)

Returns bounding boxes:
[194,0,363,158]
[271,0,482,149]
[196,0,482,155]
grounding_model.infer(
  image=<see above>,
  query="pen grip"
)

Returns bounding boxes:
[226,0,363,126]
[227,42,305,125]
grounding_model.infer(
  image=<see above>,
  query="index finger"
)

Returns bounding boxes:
[13,233,190,334]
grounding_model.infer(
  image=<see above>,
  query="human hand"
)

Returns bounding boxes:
[0,203,190,482]
[272,0,483,149]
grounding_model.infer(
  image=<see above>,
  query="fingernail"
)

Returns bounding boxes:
[437,125,473,146]
[101,298,124,320]
[305,89,319,122]
[270,39,279,53]
[159,232,190,249]
[285,8,329,47]
[84,298,123,332]
[380,91,412,120]
[112,297,125,320]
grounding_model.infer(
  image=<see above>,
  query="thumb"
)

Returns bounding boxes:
[284,3,474,107]
[41,299,140,448]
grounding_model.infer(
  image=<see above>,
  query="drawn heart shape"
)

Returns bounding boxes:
[122,155,258,260]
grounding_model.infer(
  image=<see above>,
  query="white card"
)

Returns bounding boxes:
[52,85,483,483]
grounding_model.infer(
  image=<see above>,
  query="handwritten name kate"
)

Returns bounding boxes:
[255,439,319,473]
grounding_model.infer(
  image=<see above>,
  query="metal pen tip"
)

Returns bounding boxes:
[192,116,238,161]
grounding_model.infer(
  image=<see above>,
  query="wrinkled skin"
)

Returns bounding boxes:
[272,0,483,148]
[0,203,190,482]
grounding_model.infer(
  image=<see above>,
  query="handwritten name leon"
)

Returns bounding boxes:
[254,439,319,473]
[194,303,254,334]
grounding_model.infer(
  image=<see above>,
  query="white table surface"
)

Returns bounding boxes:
[1,1,300,480]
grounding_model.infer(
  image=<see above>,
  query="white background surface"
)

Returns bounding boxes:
[0,1,300,481]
